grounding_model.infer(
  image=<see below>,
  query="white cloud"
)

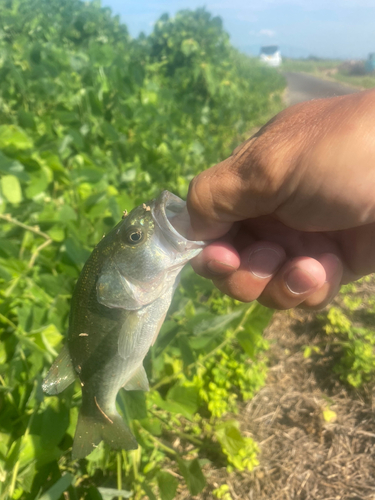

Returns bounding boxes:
[259,29,276,37]
[249,28,276,37]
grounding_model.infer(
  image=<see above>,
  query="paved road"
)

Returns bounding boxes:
[284,71,359,106]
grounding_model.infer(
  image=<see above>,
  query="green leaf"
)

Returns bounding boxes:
[150,385,199,420]
[177,336,195,368]
[97,487,132,499]
[236,330,256,358]
[17,462,36,493]
[38,474,74,500]
[166,384,200,419]
[1,175,22,204]
[237,304,273,358]
[0,151,29,181]
[17,110,36,130]
[181,38,199,56]
[187,309,243,336]
[118,389,148,420]
[154,320,179,356]
[246,303,274,336]
[0,238,19,258]
[0,265,12,281]
[37,274,70,296]
[101,122,119,142]
[157,471,178,500]
[25,168,49,198]
[63,238,90,267]
[48,225,65,242]
[40,324,64,349]
[139,418,162,436]
[7,435,61,470]
[0,125,33,150]
[85,486,104,500]
[214,420,244,456]
[40,402,70,448]
[142,483,157,500]
[176,457,206,495]
[58,205,77,222]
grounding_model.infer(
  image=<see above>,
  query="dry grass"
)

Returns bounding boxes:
[178,304,375,500]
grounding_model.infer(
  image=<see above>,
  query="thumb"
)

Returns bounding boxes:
[186,159,240,240]
[186,152,281,241]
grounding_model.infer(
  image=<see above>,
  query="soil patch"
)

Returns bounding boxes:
[180,301,375,500]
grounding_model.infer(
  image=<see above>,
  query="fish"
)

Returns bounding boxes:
[42,191,205,459]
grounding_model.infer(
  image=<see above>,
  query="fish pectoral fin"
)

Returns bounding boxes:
[118,297,171,361]
[124,365,149,391]
[42,345,76,395]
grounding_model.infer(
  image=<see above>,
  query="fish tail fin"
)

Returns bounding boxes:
[72,400,138,459]
[101,412,138,452]
[72,412,102,460]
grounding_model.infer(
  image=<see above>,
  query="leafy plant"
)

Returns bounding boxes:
[0,0,285,498]
[307,280,375,388]
[213,484,233,500]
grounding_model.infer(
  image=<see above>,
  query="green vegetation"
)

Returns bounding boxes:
[303,278,375,389]
[282,58,341,75]
[321,280,375,388]
[1,1,375,498]
[282,58,375,89]
[0,0,285,498]
[333,72,375,89]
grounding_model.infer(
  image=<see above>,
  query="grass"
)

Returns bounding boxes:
[281,58,341,75]
[333,72,375,89]
[281,58,375,90]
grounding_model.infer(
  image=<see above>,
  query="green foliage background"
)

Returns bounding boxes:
[0,1,285,498]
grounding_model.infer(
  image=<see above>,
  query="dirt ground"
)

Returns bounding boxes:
[184,303,375,500]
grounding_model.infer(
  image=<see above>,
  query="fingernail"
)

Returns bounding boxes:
[248,248,283,278]
[285,267,318,295]
[206,260,236,275]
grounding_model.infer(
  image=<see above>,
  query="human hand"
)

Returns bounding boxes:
[187,89,375,310]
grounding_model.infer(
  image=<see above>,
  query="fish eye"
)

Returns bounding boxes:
[130,231,142,243]
[124,226,145,245]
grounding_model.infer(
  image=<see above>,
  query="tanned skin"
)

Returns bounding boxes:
[187,89,375,310]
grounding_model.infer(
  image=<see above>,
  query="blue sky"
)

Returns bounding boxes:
[99,0,375,59]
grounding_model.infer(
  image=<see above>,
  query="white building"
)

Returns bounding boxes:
[260,46,282,67]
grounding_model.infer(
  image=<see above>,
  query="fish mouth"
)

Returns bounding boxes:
[151,191,205,253]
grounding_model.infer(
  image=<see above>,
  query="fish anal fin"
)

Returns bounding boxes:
[42,345,76,395]
[124,365,149,391]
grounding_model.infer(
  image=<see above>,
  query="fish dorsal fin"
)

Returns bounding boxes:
[124,365,149,391]
[42,345,76,395]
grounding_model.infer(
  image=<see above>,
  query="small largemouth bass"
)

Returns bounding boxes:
[43,191,204,459]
